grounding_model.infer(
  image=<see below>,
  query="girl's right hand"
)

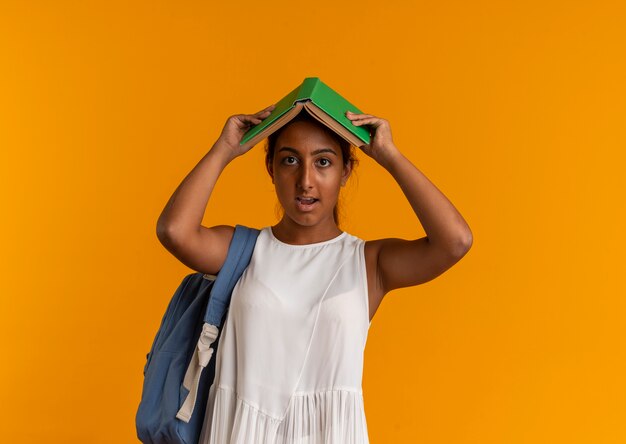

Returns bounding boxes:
[213,104,276,160]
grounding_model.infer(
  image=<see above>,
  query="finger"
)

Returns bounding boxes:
[346,111,374,119]
[239,108,272,127]
[351,117,381,126]
[238,115,262,127]
[349,115,377,122]
[253,109,272,119]
[255,104,276,115]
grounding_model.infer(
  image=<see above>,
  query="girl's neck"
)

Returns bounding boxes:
[271,220,343,246]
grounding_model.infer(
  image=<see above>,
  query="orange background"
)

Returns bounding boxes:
[1,1,625,443]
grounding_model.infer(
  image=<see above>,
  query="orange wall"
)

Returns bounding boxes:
[1,1,625,443]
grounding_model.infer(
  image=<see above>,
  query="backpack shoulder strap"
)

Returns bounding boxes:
[177,225,261,423]
[203,224,260,326]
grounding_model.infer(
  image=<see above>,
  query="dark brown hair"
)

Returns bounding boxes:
[264,110,359,227]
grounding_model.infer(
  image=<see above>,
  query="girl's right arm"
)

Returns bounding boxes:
[156,104,275,275]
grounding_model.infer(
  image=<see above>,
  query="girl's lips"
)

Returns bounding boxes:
[295,197,318,212]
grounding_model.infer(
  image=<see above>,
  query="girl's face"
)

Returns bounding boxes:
[270,120,351,229]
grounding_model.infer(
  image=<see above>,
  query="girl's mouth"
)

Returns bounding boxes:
[296,197,318,211]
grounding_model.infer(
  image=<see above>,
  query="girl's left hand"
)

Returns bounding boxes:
[346,111,400,165]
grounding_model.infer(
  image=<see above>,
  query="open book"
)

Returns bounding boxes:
[240,77,370,148]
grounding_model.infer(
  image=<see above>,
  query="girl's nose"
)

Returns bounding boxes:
[298,164,314,190]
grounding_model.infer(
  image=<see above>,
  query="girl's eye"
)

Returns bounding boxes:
[281,156,331,167]
[283,156,298,165]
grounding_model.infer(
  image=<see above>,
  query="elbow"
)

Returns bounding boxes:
[454,229,473,258]
[156,221,178,245]
[156,221,197,247]
[440,227,472,259]
[428,232,473,259]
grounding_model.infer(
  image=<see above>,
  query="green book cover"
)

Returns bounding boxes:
[240,77,371,146]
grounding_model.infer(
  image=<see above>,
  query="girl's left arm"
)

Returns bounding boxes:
[347,111,473,294]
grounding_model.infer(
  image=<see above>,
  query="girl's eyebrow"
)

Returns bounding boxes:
[278,146,338,156]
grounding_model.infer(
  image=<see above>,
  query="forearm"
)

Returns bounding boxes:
[156,142,235,240]
[380,148,473,255]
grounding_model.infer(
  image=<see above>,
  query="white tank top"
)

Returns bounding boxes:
[198,225,371,444]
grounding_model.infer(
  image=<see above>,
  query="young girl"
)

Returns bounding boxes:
[156,103,473,443]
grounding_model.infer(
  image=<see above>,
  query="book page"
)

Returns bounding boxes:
[243,102,305,148]
[303,102,364,147]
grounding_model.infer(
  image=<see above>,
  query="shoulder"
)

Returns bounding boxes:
[157,224,238,276]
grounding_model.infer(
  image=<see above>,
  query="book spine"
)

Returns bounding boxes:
[294,77,319,103]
